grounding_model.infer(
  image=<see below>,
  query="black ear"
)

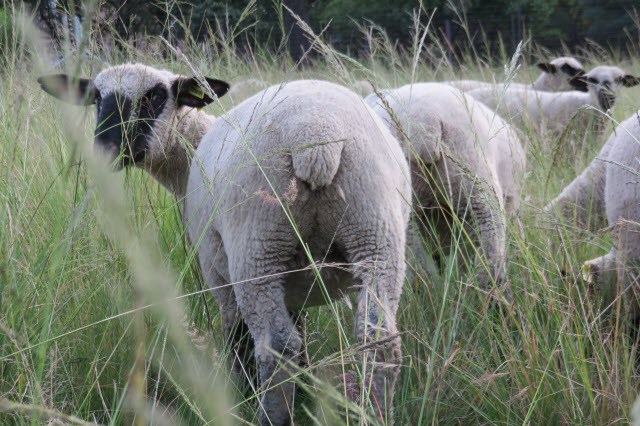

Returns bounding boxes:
[537,62,556,74]
[172,77,230,108]
[37,74,96,105]
[618,74,640,88]
[560,63,584,77]
[569,75,589,92]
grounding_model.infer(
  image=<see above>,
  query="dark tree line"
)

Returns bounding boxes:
[8,0,640,59]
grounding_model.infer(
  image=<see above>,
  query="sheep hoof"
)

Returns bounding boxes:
[581,262,594,284]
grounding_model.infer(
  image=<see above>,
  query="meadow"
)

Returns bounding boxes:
[2,2,640,424]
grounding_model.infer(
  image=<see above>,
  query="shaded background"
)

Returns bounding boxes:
[7,0,639,61]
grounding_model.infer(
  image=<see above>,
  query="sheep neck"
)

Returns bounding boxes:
[144,108,215,199]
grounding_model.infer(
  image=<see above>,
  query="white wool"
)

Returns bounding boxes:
[466,65,637,134]
[351,80,375,96]
[365,82,525,288]
[444,56,585,93]
[545,111,640,318]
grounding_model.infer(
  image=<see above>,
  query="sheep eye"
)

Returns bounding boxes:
[150,90,165,104]
[587,78,598,84]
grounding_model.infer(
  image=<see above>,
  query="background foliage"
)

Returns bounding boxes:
[5,0,639,61]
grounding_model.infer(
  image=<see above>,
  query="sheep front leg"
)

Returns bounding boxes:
[582,249,618,298]
[233,280,302,426]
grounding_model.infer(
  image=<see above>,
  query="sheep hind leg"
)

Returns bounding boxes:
[345,233,404,424]
[231,263,301,426]
[461,190,507,291]
[195,237,257,391]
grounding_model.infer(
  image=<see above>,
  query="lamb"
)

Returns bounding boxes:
[545,111,640,318]
[466,65,640,132]
[38,65,412,425]
[445,56,584,92]
[365,83,525,288]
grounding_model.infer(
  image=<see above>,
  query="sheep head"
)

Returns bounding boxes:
[38,64,229,170]
[568,65,640,110]
[535,56,584,91]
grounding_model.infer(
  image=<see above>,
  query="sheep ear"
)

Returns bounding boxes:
[37,74,96,105]
[537,63,556,74]
[618,74,640,88]
[560,63,583,77]
[568,75,589,92]
[172,77,230,108]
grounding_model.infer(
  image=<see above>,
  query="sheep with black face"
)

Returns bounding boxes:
[445,56,585,92]
[38,64,228,195]
[39,64,412,426]
[466,65,639,134]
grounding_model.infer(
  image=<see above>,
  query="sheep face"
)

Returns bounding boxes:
[38,64,229,169]
[569,65,640,110]
[536,56,584,91]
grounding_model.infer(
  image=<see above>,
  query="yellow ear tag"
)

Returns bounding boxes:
[187,85,205,99]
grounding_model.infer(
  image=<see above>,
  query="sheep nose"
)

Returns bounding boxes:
[93,138,124,170]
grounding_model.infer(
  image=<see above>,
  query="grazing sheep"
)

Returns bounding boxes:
[351,80,375,96]
[38,65,411,425]
[445,56,584,93]
[365,83,525,288]
[545,111,640,318]
[466,65,640,133]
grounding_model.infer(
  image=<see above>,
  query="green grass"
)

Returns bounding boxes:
[2,1,640,424]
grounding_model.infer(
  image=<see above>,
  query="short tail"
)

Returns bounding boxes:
[291,139,345,190]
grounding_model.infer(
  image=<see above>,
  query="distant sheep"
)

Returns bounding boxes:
[351,80,375,96]
[226,78,267,103]
[366,83,525,288]
[466,65,639,133]
[445,56,584,93]
[545,111,640,318]
[38,66,411,425]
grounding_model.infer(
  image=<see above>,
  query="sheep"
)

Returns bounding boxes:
[38,64,412,425]
[225,77,267,103]
[445,56,584,93]
[466,65,640,133]
[351,80,375,96]
[545,111,640,318]
[365,82,525,289]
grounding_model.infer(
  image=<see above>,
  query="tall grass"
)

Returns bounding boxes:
[1,1,640,424]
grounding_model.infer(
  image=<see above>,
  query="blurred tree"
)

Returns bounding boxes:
[579,0,638,45]
[17,0,640,59]
[283,0,311,62]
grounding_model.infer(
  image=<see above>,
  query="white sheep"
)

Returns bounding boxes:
[225,77,267,103]
[466,65,639,133]
[365,83,525,288]
[38,65,411,425]
[445,56,585,92]
[351,80,375,96]
[545,111,640,318]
